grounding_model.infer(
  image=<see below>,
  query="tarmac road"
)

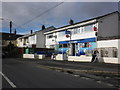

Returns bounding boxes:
[2,58,118,88]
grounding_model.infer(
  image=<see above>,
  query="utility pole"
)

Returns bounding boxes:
[10,21,12,44]
[69,31,72,56]
[9,21,12,52]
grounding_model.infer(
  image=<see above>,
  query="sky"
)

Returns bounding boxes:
[1,1,119,35]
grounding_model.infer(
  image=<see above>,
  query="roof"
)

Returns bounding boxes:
[44,11,119,34]
[74,11,119,25]
[36,26,56,33]
[42,26,56,33]
[0,32,23,40]
[18,26,56,39]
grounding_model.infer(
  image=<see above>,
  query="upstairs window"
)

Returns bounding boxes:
[20,38,22,42]
[47,34,53,39]
[72,28,81,35]
[84,25,93,32]
[80,27,84,33]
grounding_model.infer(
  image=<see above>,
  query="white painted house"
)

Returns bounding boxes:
[44,11,120,64]
[17,26,55,48]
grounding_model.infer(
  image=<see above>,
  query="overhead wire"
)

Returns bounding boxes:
[15,2,64,30]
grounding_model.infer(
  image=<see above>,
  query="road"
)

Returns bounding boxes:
[2,58,118,88]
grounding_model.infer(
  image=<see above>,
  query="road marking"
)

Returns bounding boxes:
[96,81,102,84]
[36,65,119,75]
[0,72,16,88]
[106,83,114,87]
[73,75,79,77]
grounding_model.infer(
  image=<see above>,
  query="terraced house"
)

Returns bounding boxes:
[17,26,55,48]
[44,11,120,64]
[17,26,55,58]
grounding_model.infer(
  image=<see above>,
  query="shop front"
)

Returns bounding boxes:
[58,37,97,56]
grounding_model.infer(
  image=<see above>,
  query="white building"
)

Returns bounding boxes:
[44,11,120,64]
[17,26,55,48]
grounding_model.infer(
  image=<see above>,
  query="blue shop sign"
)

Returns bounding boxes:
[59,37,96,44]
[65,30,71,34]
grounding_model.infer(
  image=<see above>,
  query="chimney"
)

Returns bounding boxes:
[69,19,74,25]
[14,29,16,35]
[42,25,45,30]
[30,30,33,34]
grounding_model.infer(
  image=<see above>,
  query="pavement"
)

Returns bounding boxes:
[2,58,120,89]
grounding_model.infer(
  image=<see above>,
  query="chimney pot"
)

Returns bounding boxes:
[69,19,74,25]
[42,25,45,30]
[14,29,16,35]
[31,30,33,34]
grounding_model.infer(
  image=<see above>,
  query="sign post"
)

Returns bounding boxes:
[65,30,72,55]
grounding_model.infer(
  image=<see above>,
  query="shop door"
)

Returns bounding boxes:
[72,43,75,56]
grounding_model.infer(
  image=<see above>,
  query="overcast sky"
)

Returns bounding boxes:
[1,2,119,34]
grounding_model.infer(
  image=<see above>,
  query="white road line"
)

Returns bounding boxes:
[0,72,17,88]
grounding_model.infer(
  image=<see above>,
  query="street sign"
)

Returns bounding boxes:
[65,30,71,34]
[93,26,97,31]
[66,34,70,38]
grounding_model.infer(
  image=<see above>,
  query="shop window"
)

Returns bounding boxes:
[59,44,62,48]
[79,43,83,48]
[83,42,89,48]
[79,42,90,48]
[63,44,67,48]
[67,44,70,48]
[59,44,70,48]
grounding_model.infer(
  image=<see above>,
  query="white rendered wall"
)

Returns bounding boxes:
[17,35,37,48]
[71,32,96,41]
[97,39,119,48]
[97,39,120,59]
[67,56,119,64]
[36,31,45,48]
[23,54,34,59]
[46,30,96,47]
[57,32,96,42]
[45,20,97,47]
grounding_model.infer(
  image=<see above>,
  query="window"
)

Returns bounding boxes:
[59,44,70,48]
[84,25,93,32]
[80,27,84,33]
[59,44,62,48]
[47,34,53,39]
[50,45,54,48]
[20,38,22,42]
[77,27,80,33]
[73,28,78,34]
[79,42,89,48]
[24,37,28,44]
[63,44,67,48]
[72,28,81,34]
[58,31,65,37]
